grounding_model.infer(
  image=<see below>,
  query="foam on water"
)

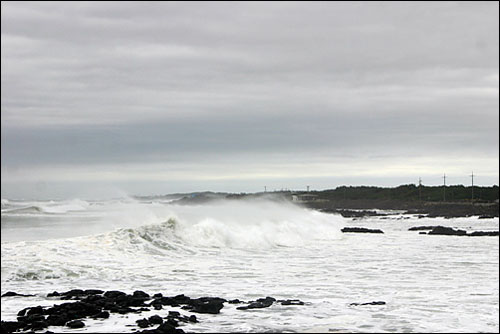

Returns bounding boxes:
[1,199,343,282]
[1,198,498,333]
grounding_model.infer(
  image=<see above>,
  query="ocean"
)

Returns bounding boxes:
[1,197,498,333]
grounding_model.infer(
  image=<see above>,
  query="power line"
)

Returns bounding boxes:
[418,177,422,202]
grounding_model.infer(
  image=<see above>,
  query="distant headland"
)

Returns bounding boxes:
[135,184,499,218]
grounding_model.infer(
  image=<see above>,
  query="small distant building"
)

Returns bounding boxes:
[291,193,318,203]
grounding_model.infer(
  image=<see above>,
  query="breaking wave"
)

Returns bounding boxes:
[1,199,344,281]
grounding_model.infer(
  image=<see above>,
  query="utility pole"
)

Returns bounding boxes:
[442,173,446,202]
[470,171,474,205]
[418,177,422,202]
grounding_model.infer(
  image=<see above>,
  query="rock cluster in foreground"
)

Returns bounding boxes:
[0,289,308,333]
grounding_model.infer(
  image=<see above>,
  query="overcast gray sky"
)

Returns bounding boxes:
[1,1,499,199]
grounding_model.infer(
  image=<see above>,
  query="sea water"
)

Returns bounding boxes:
[1,197,498,333]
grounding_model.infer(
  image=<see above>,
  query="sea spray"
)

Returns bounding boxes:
[1,198,343,281]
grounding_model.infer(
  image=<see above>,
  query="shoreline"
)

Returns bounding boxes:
[305,200,499,218]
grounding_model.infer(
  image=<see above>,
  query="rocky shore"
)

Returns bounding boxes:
[1,289,310,333]
[307,200,499,218]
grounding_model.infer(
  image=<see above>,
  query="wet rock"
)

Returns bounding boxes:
[30,320,48,331]
[1,321,23,333]
[156,322,177,333]
[133,290,150,299]
[84,289,104,295]
[237,297,275,310]
[47,291,60,297]
[1,291,35,297]
[148,315,163,324]
[350,301,386,306]
[408,226,439,231]
[279,299,304,306]
[164,318,179,327]
[26,314,45,323]
[188,315,198,323]
[136,318,150,328]
[104,290,127,299]
[419,232,427,235]
[27,306,45,316]
[61,289,86,299]
[92,311,110,319]
[333,209,385,218]
[427,226,466,236]
[341,227,384,234]
[478,215,495,219]
[467,231,499,236]
[46,314,69,326]
[228,299,242,304]
[66,320,85,328]
[168,311,180,318]
[189,297,225,314]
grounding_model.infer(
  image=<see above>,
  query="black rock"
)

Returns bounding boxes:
[165,318,179,327]
[66,320,85,328]
[46,314,69,326]
[1,291,35,297]
[104,290,127,299]
[47,291,60,297]
[168,311,180,318]
[419,232,427,235]
[61,289,86,299]
[188,315,198,323]
[133,290,150,299]
[148,315,163,324]
[136,318,150,328]
[1,321,23,333]
[26,306,44,316]
[408,226,438,231]
[26,314,45,323]
[228,299,242,304]
[84,289,104,295]
[341,227,384,234]
[189,297,225,314]
[280,299,304,306]
[30,320,48,331]
[350,301,386,306]
[92,311,110,319]
[156,322,177,333]
[467,231,499,236]
[427,226,466,236]
[237,297,275,310]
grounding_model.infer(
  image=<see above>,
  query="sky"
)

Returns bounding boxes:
[1,1,499,199]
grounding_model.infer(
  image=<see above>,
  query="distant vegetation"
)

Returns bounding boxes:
[307,184,499,203]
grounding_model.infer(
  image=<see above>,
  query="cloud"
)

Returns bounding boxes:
[1,2,498,197]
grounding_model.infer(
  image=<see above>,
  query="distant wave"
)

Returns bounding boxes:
[1,199,90,215]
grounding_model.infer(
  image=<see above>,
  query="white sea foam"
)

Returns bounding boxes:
[1,198,498,333]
